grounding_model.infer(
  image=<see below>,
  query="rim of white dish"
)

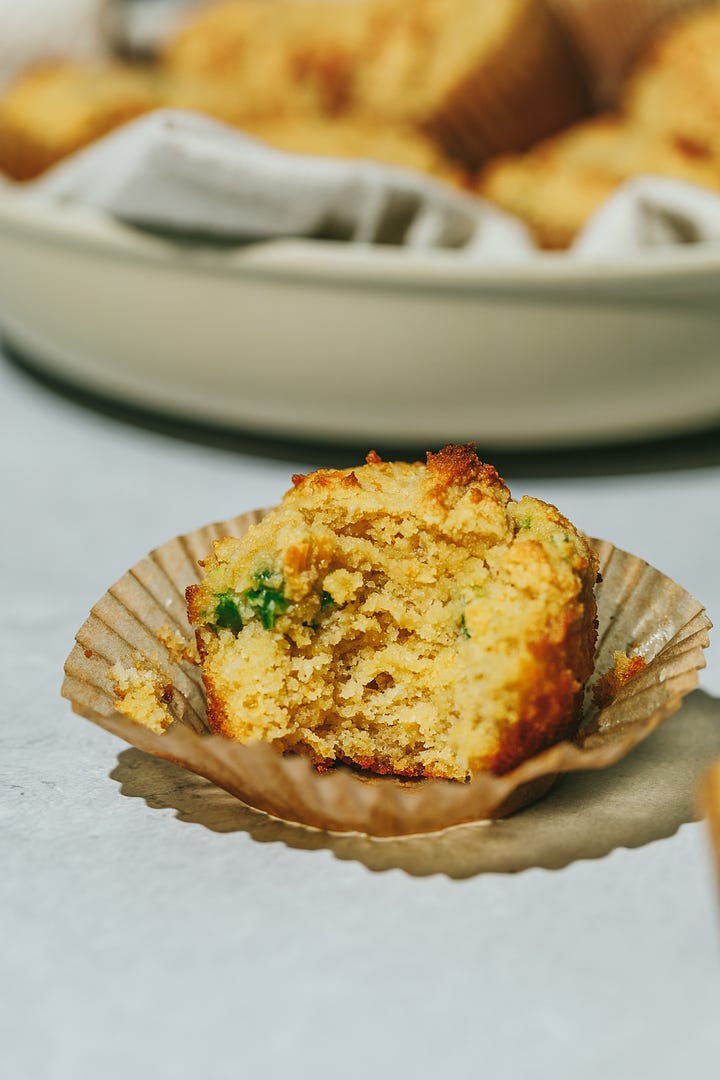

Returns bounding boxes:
[2,189,720,293]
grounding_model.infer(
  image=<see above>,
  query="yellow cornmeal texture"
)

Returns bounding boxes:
[109,659,174,735]
[187,446,598,780]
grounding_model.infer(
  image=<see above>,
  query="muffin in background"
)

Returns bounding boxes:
[0,55,464,184]
[477,114,720,249]
[163,0,370,116]
[624,3,720,160]
[0,59,261,180]
[477,2,720,248]
[343,0,592,168]
[164,0,592,168]
[0,62,164,180]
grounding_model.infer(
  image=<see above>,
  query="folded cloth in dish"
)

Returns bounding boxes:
[571,176,720,259]
[21,109,720,262]
[26,109,534,258]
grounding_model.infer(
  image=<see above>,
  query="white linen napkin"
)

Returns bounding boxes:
[572,176,720,258]
[23,108,720,261]
[29,109,535,259]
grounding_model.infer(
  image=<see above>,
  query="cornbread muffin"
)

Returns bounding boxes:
[0,58,460,185]
[478,115,720,248]
[165,0,591,168]
[186,446,598,780]
[164,0,371,116]
[477,6,720,247]
[0,0,589,181]
[0,62,164,180]
[0,60,255,181]
[109,658,174,735]
[625,5,720,161]
[353,0,591,167]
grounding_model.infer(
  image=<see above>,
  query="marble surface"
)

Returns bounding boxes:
[2,351,720,1079]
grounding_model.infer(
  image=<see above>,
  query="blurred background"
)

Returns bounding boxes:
[2,0,720,462]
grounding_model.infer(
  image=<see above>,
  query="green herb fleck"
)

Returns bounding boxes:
[244,583,290,629]
[460,613,471,639]
[518,515,533,531]
[213,591,243,634]
[321,591,335,608]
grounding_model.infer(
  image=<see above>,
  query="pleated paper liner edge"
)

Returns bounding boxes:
[62,512,711,837]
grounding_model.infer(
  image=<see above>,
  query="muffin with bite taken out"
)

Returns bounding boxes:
[187,445,599,780]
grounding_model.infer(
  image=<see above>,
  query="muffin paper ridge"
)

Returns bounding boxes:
[62,510,710,837]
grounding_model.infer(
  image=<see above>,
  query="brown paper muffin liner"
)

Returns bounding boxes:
[426,0,591,169]
[549,0,708,105]
[62,512,710,837]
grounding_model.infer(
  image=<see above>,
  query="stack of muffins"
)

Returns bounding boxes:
[477,2,720,247]
[0,0,590,182]
[1,0,720,247]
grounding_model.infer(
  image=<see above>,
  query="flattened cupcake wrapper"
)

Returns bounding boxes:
[62,511,710,837]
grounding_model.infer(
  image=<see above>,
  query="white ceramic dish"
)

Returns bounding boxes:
[1,191,720,447]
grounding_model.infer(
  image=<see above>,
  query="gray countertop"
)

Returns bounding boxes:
[3,351,719,1079]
